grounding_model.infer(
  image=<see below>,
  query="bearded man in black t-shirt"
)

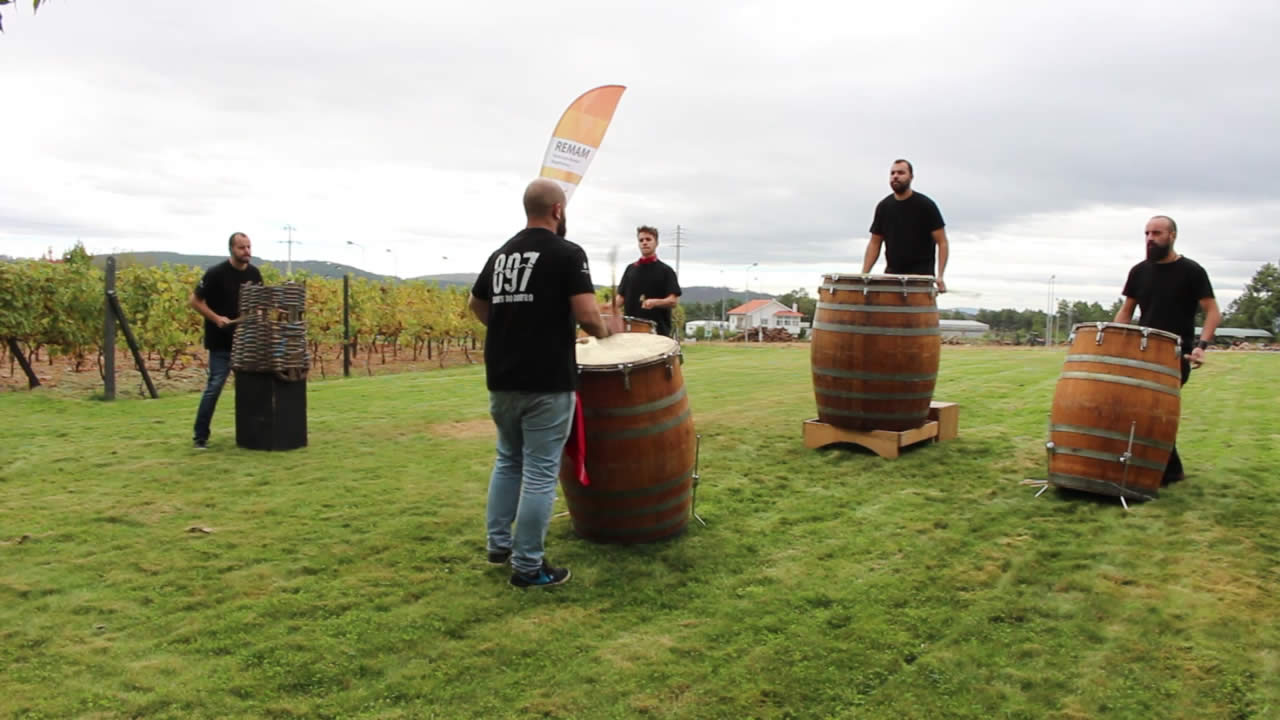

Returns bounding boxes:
[861,158,949,293]
[468,178,617,588]
[617,225,682,337]
[189,232,263,449]
[1114,215,1222,484]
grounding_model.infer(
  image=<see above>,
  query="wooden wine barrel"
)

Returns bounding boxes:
[811,274,941,431]
[1047,322,1182,500]
[560,334,696,543]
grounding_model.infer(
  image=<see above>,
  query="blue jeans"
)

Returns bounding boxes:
[486,391,575,575]
[193,350,231,443]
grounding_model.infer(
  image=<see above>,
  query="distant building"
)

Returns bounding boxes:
[1197,327,1274,343]
[940,319,990,339]
[684,320,731,337]
[726,299,806,335]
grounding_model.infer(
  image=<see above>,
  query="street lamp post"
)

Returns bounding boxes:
[743,262,758,333]
[346,240,365,272]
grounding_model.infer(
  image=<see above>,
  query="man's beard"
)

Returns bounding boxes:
[890,179,911,193]
[1146,241,1171,261]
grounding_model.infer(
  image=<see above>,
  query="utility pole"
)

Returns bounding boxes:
[279,224,300,275]
[1045,274,1055,347]
[671,224,686,277]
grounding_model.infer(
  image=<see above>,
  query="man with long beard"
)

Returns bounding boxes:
[1114,215,1222,484]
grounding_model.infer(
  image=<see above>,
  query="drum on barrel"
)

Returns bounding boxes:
[560,333,696,543]
[811,274,941,431]
[600,315,657,334]
[1047,322,1182,500]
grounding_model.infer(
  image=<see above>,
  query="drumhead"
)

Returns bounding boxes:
[576,333,679,368]
[823,273,936,285]
[1071,322,1181,344]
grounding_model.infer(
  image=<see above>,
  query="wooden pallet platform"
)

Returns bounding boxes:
[803,401,959,459]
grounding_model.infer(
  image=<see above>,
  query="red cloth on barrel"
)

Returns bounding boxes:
[565,392,590,486]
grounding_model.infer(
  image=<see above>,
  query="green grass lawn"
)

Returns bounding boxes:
[2,345,1277,719]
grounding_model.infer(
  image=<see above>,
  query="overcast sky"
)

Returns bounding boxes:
[3,0,1278,311]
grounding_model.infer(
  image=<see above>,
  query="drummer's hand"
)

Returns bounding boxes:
[641,298,658,309]
[214,314,233,328]
[935,277,947,294]
[605,314,625,335]
[576,336,592,344]
[1185,346,1205,368]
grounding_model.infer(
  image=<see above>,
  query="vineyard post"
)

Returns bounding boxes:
[104,256,117,400]
[343,273,351,378]
[106,291,159,399]
[6,338,39,388]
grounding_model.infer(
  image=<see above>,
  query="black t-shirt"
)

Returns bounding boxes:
[869,192,946,275]
[472,228,596,392]
[618,259,682,337]
[193,260,264,351]
[1121,256,1214,353]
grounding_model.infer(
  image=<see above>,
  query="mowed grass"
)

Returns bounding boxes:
[1,345,1277,719]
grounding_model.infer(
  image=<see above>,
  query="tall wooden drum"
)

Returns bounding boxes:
[811,274,941,431]
[560,334,696,543]
[1047,322,1182,500]
[600,315,657,334]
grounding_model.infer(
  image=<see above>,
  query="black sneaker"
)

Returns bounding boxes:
[487,548,512,566]
[510,561,571,588]
[193,439,208,450]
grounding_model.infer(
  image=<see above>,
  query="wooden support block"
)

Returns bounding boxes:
[802,418,939,459]
[928,401,960,442]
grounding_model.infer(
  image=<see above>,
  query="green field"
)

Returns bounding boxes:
[2,345,1277,719]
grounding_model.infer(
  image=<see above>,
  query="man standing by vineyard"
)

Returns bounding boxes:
[468,178,615,588]
[189,232,262,449]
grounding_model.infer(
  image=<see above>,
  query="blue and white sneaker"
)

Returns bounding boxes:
[510,560,571,588]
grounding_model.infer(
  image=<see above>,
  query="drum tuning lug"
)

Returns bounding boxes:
[620,363,632,391]
[1095,322,1106,345]
[665,359,674,378]
[1140,327,1149,351]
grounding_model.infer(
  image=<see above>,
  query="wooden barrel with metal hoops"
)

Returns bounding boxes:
[1046,322,1182,500]
[559,334,696,543]
[811,274,941,431]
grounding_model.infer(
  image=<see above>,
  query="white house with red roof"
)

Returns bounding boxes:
[726,299,806,335]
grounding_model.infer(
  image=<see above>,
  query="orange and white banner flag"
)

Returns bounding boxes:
[539,85,626,204]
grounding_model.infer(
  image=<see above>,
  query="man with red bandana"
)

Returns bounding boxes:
[617,225,682,337]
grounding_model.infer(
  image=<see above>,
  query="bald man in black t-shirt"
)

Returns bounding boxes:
[468,178,619,588]
[1114,215,1222,484]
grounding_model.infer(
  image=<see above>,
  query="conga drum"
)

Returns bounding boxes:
[811,274,941,431]
[559,334,696,543]
[1047,322,1182,500]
